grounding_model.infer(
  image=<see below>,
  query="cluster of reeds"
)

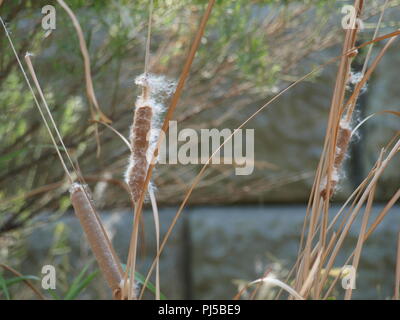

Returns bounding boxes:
[289,0,400,300]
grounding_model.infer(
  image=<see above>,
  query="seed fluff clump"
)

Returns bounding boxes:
[125,73,176,203]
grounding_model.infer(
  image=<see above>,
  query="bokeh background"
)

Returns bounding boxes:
[1,0,399,299]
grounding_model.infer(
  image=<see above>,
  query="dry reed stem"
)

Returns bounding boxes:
[344,182,377,300]
[361,0,389,76]
[299,250,322,298]
[24,54,77,182]
[148,188,161,300]
[364,188,400,240]
[0,263,46,300]
[57,0,111,124]
[57,0,110,157]
[69,183,123,299]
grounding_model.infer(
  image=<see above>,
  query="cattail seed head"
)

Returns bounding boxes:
[348,48,358,58]
[125,73,176,203]
[334,119,351,168]
[126,105,153,203]
[320,118,352,200]
[320,169,339,200]
[69,183,123,296]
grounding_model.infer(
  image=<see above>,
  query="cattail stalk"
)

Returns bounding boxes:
[124,97,154,299]
[69,183,124,299]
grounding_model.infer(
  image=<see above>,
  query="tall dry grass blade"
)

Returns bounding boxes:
[361,0,389,76]
[0,264,46,300]
[148,187,160,300]
[69,183,123,299]
[235,277,304,301]
[24,54,80,179]
[144,0,154,77]
[56,0,111,124]
[299,250,322,298]
[92,120,131,150]
[351,110,400,136]
[364,188,400,240]
[57,0,111,157]
[0,17,73,182]
[344,181,377,300]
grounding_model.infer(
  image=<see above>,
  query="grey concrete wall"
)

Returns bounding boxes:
[18,205,400,300]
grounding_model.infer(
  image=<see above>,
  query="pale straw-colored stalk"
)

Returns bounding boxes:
[70,183,124,299]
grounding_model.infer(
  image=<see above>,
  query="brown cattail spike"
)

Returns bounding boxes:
[320,119,352,200]
[334,120,352,168]
[127,105,153,202]
[69,183,123,298]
